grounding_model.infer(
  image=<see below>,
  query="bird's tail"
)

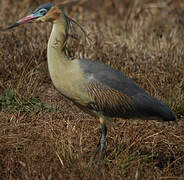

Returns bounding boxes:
[134,93,176,121]
[153,100,176,121]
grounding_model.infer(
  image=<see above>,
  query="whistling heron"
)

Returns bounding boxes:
[4,3,176,169]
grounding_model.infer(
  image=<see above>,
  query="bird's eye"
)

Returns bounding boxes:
[39,9,47,15]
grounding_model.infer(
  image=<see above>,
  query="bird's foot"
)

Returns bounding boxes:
[88,135,107,170]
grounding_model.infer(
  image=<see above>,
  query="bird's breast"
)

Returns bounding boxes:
[48,58,92,106]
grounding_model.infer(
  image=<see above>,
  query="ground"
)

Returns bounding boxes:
[0,0,184,179]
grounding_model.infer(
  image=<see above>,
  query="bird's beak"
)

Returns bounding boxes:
[5,14,41,30]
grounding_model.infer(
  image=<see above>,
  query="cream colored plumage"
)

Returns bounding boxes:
[47,22,91,106]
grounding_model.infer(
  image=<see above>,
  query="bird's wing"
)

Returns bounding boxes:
[86,80,137,117]
[78,58,175,120]
[78,58,147,118]
[78,59,146,96]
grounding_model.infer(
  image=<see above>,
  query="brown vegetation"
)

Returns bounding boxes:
[0,0,184,179]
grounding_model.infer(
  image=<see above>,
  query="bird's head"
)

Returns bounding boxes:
[6,3,63,29]
[3,3,89,43]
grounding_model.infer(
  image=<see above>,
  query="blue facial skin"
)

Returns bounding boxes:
[33,3,54,14]
[32,8,48,18]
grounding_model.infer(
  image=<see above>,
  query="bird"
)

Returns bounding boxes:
[5,3,176,169]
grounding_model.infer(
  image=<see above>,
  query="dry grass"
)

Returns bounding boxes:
[0,0,184,179]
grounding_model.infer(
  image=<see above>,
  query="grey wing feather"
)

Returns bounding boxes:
[78,59,145,96]
[78,59,176,121]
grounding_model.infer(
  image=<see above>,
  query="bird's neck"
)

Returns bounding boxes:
[47,17,73,90]
[47,17,69,67]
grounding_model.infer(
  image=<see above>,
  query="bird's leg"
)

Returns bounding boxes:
[88,143,100,169]
[88,117,107,170]
[97,123,107,168]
